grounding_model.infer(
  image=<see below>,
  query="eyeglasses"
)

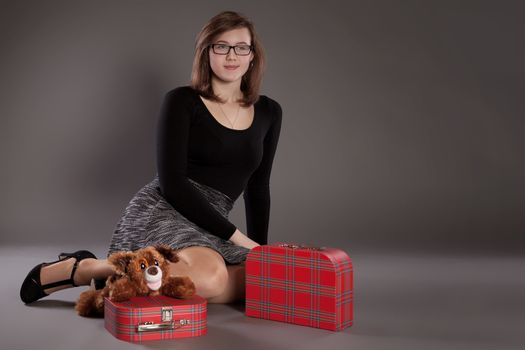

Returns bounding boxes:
[209,43,253,56]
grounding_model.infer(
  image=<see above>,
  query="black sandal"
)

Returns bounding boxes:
[20,250,97,304]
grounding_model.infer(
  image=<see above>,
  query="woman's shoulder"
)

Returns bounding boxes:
[164,85,197,99]
[258,94,282,122]
[159,86,200,112]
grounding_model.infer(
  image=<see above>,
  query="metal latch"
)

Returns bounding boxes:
[137,319,191,332]
[136,306,191,332]
[162,307,173,322]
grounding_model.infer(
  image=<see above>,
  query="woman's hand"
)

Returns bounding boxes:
[229,229,260,250]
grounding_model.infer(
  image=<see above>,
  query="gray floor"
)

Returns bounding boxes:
[2,245,524,350]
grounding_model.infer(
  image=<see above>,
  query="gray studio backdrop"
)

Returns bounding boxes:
[1,0,523,254]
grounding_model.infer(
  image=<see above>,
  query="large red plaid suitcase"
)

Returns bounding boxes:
[245,243,353,331]
[104,295,207,342]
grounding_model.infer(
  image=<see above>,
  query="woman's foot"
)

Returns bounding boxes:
[20,250,97,304]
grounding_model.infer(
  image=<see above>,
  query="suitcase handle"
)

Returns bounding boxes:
[137,319,190,332]
[278,243,325,251]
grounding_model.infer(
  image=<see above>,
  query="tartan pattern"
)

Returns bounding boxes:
[245,243,353,331]
[104,295,207,342]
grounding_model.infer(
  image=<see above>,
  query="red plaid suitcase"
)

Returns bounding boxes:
[104,295,207,342]
[245,242,353,331]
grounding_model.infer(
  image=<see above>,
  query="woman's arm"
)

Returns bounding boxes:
[156,87,238,240]
[243,100,283,245]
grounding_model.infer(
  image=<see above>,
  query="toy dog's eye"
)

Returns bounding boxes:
[154,260,159,266]
[140,263,146,270]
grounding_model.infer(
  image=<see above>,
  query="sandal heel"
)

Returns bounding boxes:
[20,250,97,304]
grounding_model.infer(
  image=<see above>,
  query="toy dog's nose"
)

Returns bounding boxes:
[145,265,163,291]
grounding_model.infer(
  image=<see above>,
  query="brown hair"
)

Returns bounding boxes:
[190,11,266,107]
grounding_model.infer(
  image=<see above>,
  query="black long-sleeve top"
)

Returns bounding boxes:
[156,85,282,244]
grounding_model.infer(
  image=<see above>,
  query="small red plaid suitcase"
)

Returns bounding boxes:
[104,295,207,342]
[245,243,353,331]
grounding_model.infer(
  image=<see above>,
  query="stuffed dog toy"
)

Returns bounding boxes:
[75,245,195,317]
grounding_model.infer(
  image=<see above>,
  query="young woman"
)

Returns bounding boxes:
[20,10,282,305]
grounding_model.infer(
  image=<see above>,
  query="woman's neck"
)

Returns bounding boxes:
[211,79,243,103]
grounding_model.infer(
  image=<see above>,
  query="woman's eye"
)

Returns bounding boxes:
[140,263,146,270]
[217,44,227,49]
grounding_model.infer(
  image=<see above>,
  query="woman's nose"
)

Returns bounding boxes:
[226,49,237,59]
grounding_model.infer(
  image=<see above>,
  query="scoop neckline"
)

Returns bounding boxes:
[195,90,258,133]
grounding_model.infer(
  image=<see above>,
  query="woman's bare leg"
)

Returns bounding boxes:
[39,246,247,303]
[39,258,115,294]
[76,259,115,283]
[206,262,246,304]
[169,247,244,302]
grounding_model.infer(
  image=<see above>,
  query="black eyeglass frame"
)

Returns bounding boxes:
[209,43,254,56]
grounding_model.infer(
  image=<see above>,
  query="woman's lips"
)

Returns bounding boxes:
[225,66,239,70]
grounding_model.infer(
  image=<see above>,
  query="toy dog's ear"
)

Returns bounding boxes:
[108,251,134,275]
[154,245,180,263]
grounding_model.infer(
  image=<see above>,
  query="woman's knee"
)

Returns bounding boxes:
[197,264,228,297]
[175,247,229,298]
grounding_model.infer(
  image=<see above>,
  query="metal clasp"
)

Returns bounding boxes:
[278,243,325,251]
[162,307,173,322]
[279,243,300,249]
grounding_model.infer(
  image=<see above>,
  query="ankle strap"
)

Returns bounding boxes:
[70,259,80,287]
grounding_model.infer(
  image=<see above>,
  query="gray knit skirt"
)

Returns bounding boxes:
[107,175,250,265]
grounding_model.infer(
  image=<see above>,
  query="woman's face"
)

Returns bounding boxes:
[208,27,254,84]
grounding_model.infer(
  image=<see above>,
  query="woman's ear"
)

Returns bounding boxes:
[154,245,180,263]
[108,251,134,275]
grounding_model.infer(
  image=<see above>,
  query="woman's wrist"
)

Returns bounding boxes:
[229,229,260,249]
